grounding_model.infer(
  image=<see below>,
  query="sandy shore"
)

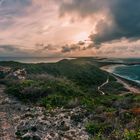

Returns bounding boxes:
[101,64,125,73]
[101,65,140,94]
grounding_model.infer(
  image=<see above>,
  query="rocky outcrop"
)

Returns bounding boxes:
[7,68,27,80]
[0,84,90,140]
[15,107,90,140]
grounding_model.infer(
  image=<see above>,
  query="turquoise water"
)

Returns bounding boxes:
[114,64,140,84]
[103,58,140,84]
[1,57,140,83]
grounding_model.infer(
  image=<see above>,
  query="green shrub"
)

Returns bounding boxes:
[86,122,114,136]
[123,129,140,140]
[105,107,116,112]
[86,122,103,135]
[80,97,95,110]
[5,77,84,103]
[41,94,69,108]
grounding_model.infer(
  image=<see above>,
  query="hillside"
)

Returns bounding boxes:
[0,58,140,140]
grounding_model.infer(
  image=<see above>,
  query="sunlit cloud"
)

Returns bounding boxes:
[0,0,140,57]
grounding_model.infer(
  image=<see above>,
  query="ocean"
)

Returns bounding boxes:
[1,57,140,83]
[106,58,140,84]
[114,65,140,84]
[0,57,74,64]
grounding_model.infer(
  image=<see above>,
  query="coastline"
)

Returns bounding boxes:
[0,57,75,64]
[101,64,140,94]
[101,64,125,73]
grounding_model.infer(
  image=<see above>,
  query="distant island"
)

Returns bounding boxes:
[0,57,140,140]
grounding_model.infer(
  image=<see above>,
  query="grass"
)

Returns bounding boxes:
[1,57,140,140]
[3,58,111,106]
[124,129,140,140]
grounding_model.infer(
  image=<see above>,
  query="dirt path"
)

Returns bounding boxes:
[101,66,140,94]
[0,85,28,140]
[98,77,109,95]
[115,77,140,94]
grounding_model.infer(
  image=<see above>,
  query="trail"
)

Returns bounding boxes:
[101,66,140,94]
[98,77,109,95]
[114,76,140,94]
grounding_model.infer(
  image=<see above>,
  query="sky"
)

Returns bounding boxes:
[0,0,140,57]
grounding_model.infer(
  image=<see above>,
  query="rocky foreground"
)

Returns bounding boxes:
[0,59,140,140]
[1,83,140,140]
[0,85,90,140]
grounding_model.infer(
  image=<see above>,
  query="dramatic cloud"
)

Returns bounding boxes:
[96,39,140,58]
[0,0,93,56]
[0,0,140,57]
[35,43,59,53]
[93,0,140,44]
[61,42,94,53]
[61,44,80,53]
[60,0,140,44]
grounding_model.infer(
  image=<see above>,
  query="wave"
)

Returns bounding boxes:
[101,64,140,84]
[112,73,140,84]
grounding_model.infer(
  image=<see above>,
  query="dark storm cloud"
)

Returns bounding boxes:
[61,46,71,53]
[78,41,85,45]
[61,44,81,53]
[60,0,140,44]
[61,42,93,53]
[92,0,140,44]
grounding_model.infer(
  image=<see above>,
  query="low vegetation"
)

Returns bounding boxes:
[0,58,140,140]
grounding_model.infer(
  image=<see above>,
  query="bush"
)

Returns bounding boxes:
[41,94,69,108]
[80,97,95,110]
[86,122,103,135]
[6,76,84,104]
[86,122,114,136]
[123,129,140,140]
